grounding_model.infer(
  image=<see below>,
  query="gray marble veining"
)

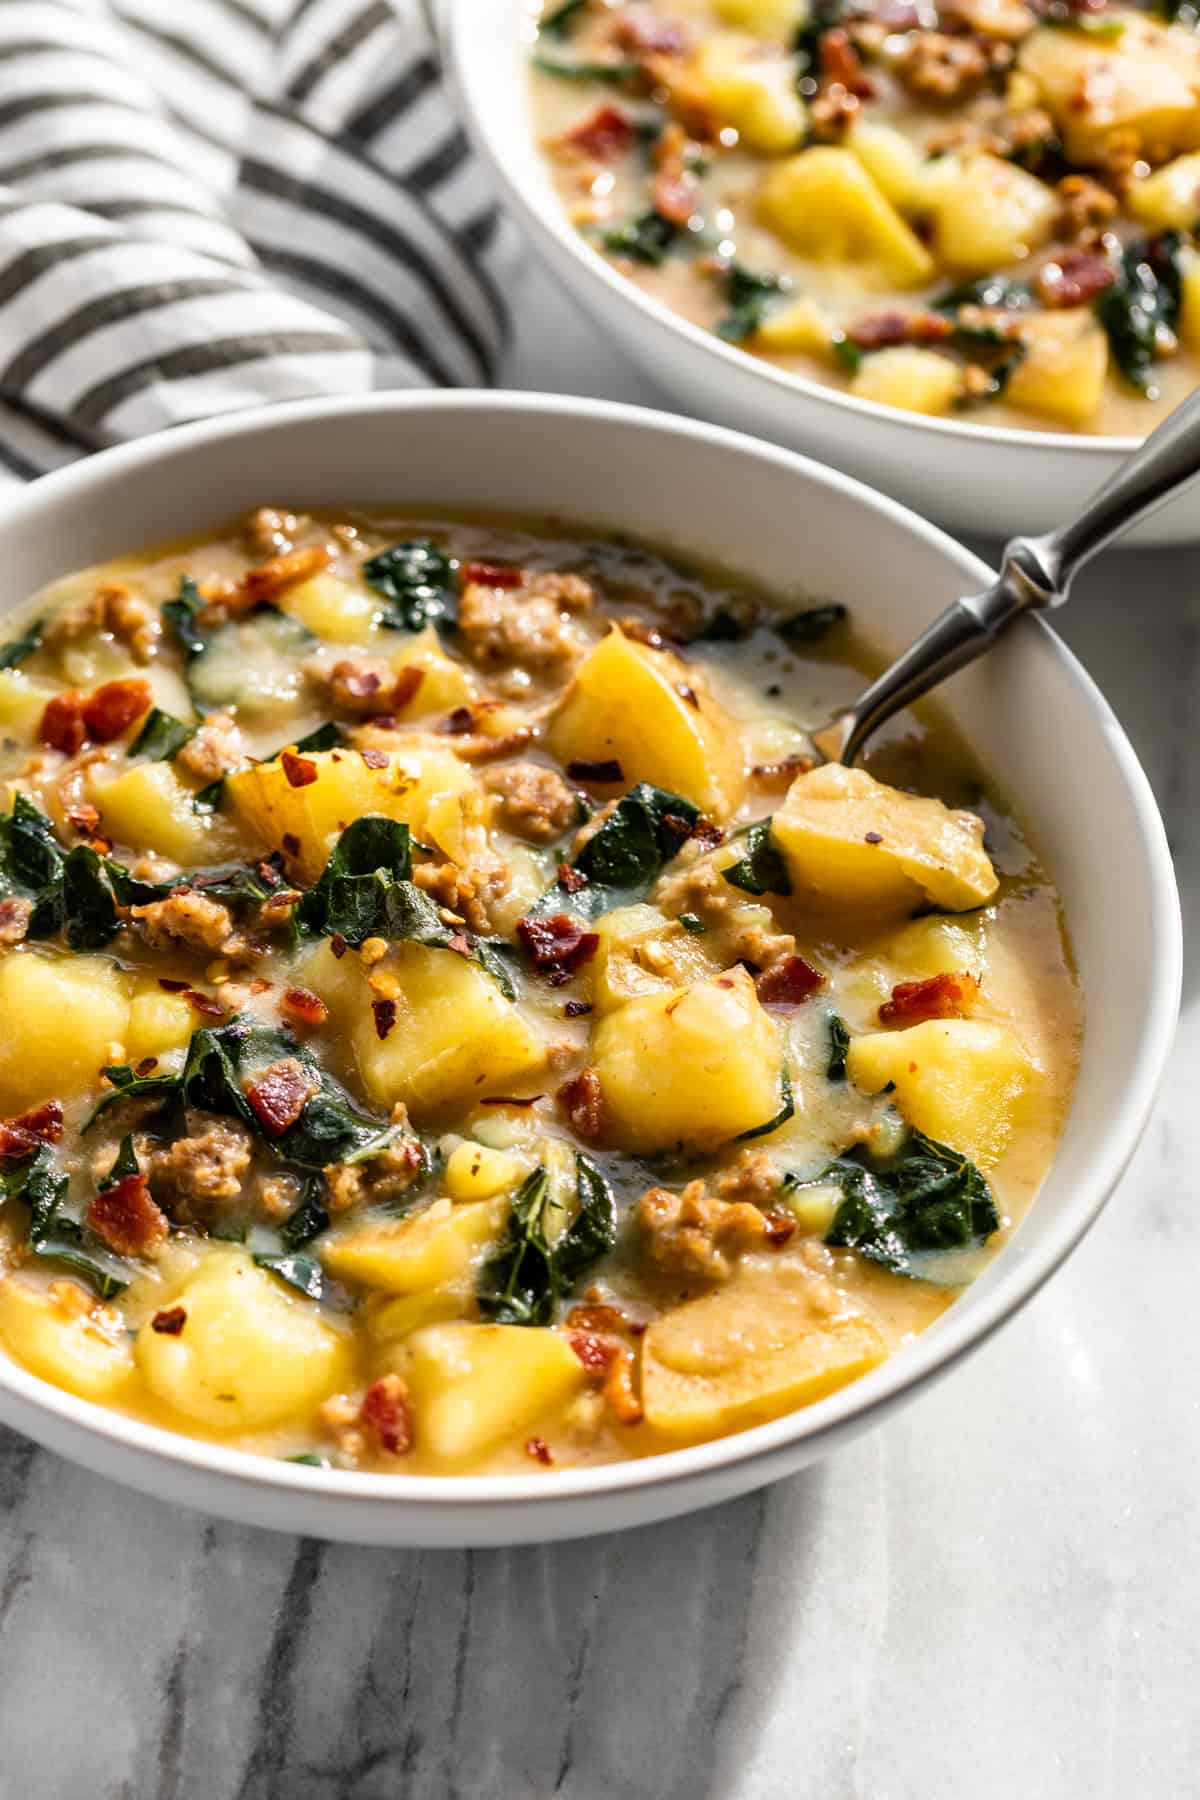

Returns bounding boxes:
[1,280,1198,1800]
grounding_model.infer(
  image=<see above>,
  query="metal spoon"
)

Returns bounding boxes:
[820,385,1200,767]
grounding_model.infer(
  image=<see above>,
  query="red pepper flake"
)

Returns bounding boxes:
[82,678,152,743]
[359,748,390,770]
[564,999,592,1019]
[281,985,328,1028]
[282,832,301,858]
[0,1100,64,1163]
[281,751,318,789]
[756,955,824,1008]
[879,971,979,1027]
[562,104,637,161]
[677,685,700,710]
[184,989,226,1018]
[390,665,425,711]
[443,705,475,735]
[566,758,624,784]
[257,860,284,889]
[557,863,589,895]
[65,802,101,836]
[763,1211,797,1247]
[652,169,699,227]
[151,1305,187,1336]
[446,932,471,957]
[568,1330,618,1375]
[524,1435,554,1467]
[461,561,522,589]
[558,1066,606,1144]
[864,831,883,845]
[329,933,348,960]
[362,1373,413,1456]
[39,691,88,754]
[371,998,398,1041]
[690,819,723,849]
[517,913,599,975]
[158,977,190,993]
[244,1057,317,1137]
[134,1057,158,1077]
[87,1174,168,1257]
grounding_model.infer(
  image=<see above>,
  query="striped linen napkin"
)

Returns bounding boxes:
[0,0,520,486]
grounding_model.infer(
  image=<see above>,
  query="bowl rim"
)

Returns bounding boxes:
[0,388,1180,1516]
[449,0,1147,461]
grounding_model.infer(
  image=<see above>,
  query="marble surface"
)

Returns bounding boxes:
[2,276,1199,1800]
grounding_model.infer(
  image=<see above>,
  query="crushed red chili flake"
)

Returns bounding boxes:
[566,758,624,783]
[151,1305,187,1336]
[282,833,301,858]
[568,1330,619,1374]
[359,748,390,770]
[134,1057,158,1077]
[281,751,318,789]
[184,989,226,1018]
[158,977,190,993]
[517,913,599,975]
[879,970,979,1026]
[690,819,724,849]
[562,104,637,161]
[391,665,425,711]
[524,1435,554,1466]
[371,997,398,1040]
[864,831,883,844]
[65,802,101,835]
[677,685,700,710]
[763,1211,797,1247]
[564,999,592,1019]
[557,863,589,895]
[461,560,522,589]
[329,933,348,960]
[244,1057,316,1137]
[446,932,471,957]
[39,691,88,754]
[0,1100,64,1163]
[362,1374,413,1456]
[281,985,328,1028]
[87,1175,168,1257]
[82,678,152,743]
[444,706,475,735]
[756,955,824,1008]
[558,1066,605,1143]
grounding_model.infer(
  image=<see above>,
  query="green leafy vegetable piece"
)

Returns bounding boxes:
[534,782,701,919]
[694,608,752,642]
[932,275,1032,312]
[1,1145,130,1298]
[555,1152,618,1287]
[777,603,847,645]
[361,540,458,632]
[540,0,588,35]
[470,937,519,1002]
[192,778,225,815]
[831,330,863,373]
[287,1452,329,1467]
[129,707,194,762]
[1095,232,1184,394]
[0,793,65,935]
[264,720,346,760]
[59,845,121,949]
[99,1134,140,1188]
[162,574,207,660]
[818,1129,999,1279]
[827,1012,850,1081]
[83,1063,183,1133]
[601,208,682,265]
[0,616,44,671]
[478,1153,616,1326]
[533,52,640,83]
[677,911,706,933]
[253,1252,324,1301]
[721,819,792,896]
[714,263,789,342]
[280,1179,331,1251]
[736,1068,794,1141]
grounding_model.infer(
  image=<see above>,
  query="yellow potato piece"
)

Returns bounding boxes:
[443,1141,527,1201]
[0,670,56,742]
[1179,246,1200,352]
[642,1266,886,1440]
[549,627,745,818]
[931,154,1058,274]
[1004,309,1109,428]
[278,572,380,644]
[391,628,478,718]
[404,1322,586,1463]
[135,1250,352,1431]
[1018,15,1200,166]
[321,1197,508,1294]
[714,0,806,36]
[1128,151,1200,229]
[0,1278,136,1402]
[850,347,964,417]
[846,118,926,209]
[0,951,128,1111]
[757,148,935,287]
[590,902,722,1014]
[126,989,195,1062]
[846,1017,1032,1167]
[689,34,807,153]
[364,1287,474,1346]
[592,965,783,1152]
[91,761,215,865]
[753,295,834,358]
[773,764,998,915]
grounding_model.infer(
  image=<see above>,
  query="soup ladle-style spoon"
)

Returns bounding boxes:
[819,385,1200,767]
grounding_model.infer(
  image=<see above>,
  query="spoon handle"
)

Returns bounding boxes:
[838,384,1200,765]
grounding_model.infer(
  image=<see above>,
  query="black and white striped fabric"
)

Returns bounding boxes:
[0,0,520,486]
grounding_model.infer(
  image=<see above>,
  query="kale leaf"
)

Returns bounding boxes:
[129,707,194,761]
[793,0,846,73]
[361,540,458,632]
[83,1062,184,1133]
[816,1129,1000,1280]
[721,819,792,896]
[932,274,1033,312]
[0,793,65,932]
[777,603,847,645]
[1,1144,130,1298]
[533,781,700,920]
[714,263,789,342]
[601,208,683,265]
[478,1152,617,1326]
[1095,232,1185,394]
[162,574,208,660]
[540,0,588,35]
[0,616,44,672]
[533,52,640,84]
[736,1067,794,1141]
[192,779,225,815]
[264,720,346,760]
[827,1012,851,1081]
[253,1252,324,1301]
[279,1178,330,1251]
[60,846,122,949]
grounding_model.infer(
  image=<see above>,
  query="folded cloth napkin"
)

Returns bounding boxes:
[0,0,520,486]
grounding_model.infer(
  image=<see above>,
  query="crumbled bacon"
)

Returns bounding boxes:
[517,913,599,975]
[460,561,522,589]
[65,802,101,836]
[231,543,331,610]
[879,970,979,1025]
[0,1100,64,1163]
[603,1344,643,1425]
[558,863,589,895]
[83,678,152,742]
[558,1066,606,1144]
[359,747,390,770]
[281,751,318,788]
[763,1211,797,1247]
[568,1330,619,1374]
[525,1435,553,1466]
[755,955,824,1007]
[87,1174,168,1257]
[281,986,328,1028]
[244,1058,317,1137]
[819,27,876,98]
[362,1373,413,1456]
[613,6,688,54]
[848,309,954,350]
[1033,248,1115,308]
[151,1305,187,1335]
[390,665,425,711]
[561,105,637,162]
[0,897,32,944]
[39,691,87,754]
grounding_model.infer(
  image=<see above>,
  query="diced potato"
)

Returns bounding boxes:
[364,1286,474,1347]
[278,572,380,644]
[547,627,745,818]
[443,1141,527,1201]
[0,670,57,742]
[1179,245,1200,351]
[590,903,722,1013]
[931,154,1058,273]
[841,914,984,1017]
[846,118,925,209]
[783,1179,843,1237]
[592,965,783,1152]
[753,294,834,358]
[225,743,474,882]
[90,761,215,865]
[689,34,807,153]
[641,1265,886,1439]
[125,989,195,1062]
[404,1322,586,1463]
[845,1017,1032,1166]
[390,628,478,718]
[714,0,806,34]
[0,952,128,1111]
[850,347,964,417]
[321,1197,508,1293]
[0,1278,136,1402]
[907,152,968,215]
[772,764,998,915]
[757,149,935,287]
[1005,309,1109,427]
[135,1250,353,1430]
[1018,15,1200,165]
[1128,151,1200,228]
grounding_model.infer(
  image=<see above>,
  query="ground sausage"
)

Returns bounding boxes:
[458,571,593,675]
[130,890,238,955]
[481,762,579,841]
[149,1111,254,1208]
[637,1178,771,1281]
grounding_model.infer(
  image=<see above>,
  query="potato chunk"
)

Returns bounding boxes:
[321,1197,508,1293]
[390,628,478,717]
[845,1018,1032,1167]
[278,572,379,644]
[772,764,997,915]
[91,762,215,865]
[753,295,834,358]
[1018,15,1200,166]
[1179,245,1200,352]
[1128,151,1200,229]
[850,347,963,417]
[0,951,128,1111]
[135,1250,352,1430]
[0,1278,135,1402]
[1005,310,1109,427]
[592,966,783,1151]
[0,671,57,742]
[404,1322,586,1463]
[443,1141,527,1201]
[846,118,925,209]
[590,903,722,1014]
[125,988,195,1062]
[714,0,806,35]
[931,154,1058,274]
[757,149,935,286]
[688,34,807,153]
[548,627,745,818]
[642,1265,886,1440]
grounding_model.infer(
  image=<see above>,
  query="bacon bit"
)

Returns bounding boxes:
[444,705,475,735]
[390,664,425,711]
[524,1435,553,1466]
[756,955,824,1008]
[752,753,814,788]
[362,1373,413,1456]
[564,999,592,1019]
[0,897,32,945]
[39,691,88,754]
[87,1174,168,1257]
[371,998,398,1041]
[65,802,101,836]
[281,985,328,1028]
[614,7,688,54]
[359,747,390,770]
[184,989,226,1018]
[566,757,623,784]
[558,1066,606,1144]
[568,1330,618,1374]
[653,170,698,226]
[461,560,523,589]
[517,913,599,975]
[158,977,190,993]
[232,543,331,610]
[281,750,318,789]
[244,1057,317,1137]
[151,1305,187,1336]
[603,1343,643,1426]
[282,832,301,858]
[557,862,589,895]
[1034,248,1115,309]
[566,1303,628,1334]
[848,309,953,350]
[690,818,723,849]
[879,970,979,1026]
[82,678,152,742]
[0,1100,64,1163]
[562,104,637,161]
[819,27,876,97]
[330,933,348,960]
[763,1211,797,1247]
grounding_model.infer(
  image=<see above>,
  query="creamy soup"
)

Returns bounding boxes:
[0,508,1079,1473]
[530,0,1200,435]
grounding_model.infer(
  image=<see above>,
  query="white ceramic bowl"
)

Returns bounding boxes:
[450,0,1200,547]
[0,392,1179,1545]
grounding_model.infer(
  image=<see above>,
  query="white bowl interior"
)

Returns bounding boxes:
[0,394,1179,1543]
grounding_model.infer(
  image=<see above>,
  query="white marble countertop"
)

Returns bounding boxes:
[2,274,1198,1800]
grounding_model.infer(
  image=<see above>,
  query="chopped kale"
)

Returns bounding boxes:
[279,1178,331,1251]
[694,607,753,642]
[253,1252,324,1301]
[721,819,792,897]
[714,263,789,342]
[129,707,194,762]
[361,539,458,632]
[264,720,346,760]
[736,1068,794,1141]
[478,1152,617,1326]
[677,911,706,933]
[1095,232,1185,394]
[0,616,44,672]
[932,275,1033,313]
[0,793,65,931]
[107,851,287,912]
[162,574,208,660]
[192,779,225,815]
[99,1133,141,1188]
[818,1129,1000,1280]
[0,1144,130,1298]
[601,208,683,265]
[83,1062,184,1133]
[826,1012,850,1081]
[533,782,701,919]
[540,0,588,35]
[59,846,123,950]
[831,330,863,374]
[533,52,640,83]
[777,603,847,645]
[793,0,846,74]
